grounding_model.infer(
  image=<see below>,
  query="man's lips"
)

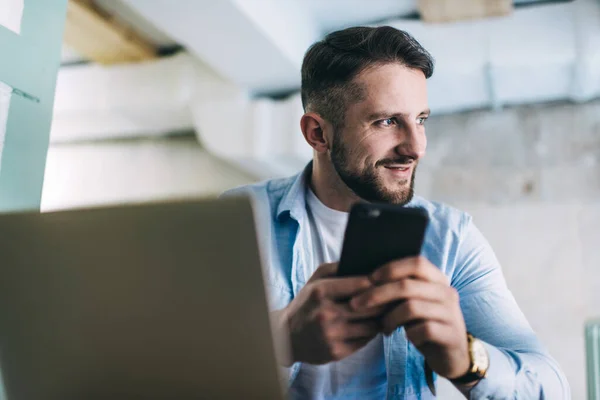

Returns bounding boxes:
[381,163,413,179]
[383,164,411,170]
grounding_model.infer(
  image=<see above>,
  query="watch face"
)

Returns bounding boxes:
[471,339,490,372]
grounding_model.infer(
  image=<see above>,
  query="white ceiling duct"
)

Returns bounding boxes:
[388,1,595,112]
[120,0,319,94]
[51,53,195,143]
[51,51,309,178]
[571,0,600,102]
[488,2,576,105]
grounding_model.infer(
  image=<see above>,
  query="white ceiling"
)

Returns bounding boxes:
[62,0,572,68]
[303,0,554,33]
[57,0,600,109]
[93,0,176,47]
[303,0,418,32]
[60,0,177,65]
[63,0,561,64]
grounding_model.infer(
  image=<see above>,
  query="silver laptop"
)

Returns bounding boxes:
[0,196,285,400]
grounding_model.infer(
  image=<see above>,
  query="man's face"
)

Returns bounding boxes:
[330,63,429,205]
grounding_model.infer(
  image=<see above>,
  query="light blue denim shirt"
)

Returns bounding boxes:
[223,164,571,399]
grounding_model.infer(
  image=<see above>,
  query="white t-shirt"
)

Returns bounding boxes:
[288,188,387,400]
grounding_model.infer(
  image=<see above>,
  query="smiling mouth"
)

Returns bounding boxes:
[377,156,416,170]
[383,164,411,171]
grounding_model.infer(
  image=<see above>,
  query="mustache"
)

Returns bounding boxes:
[376,156,416,167]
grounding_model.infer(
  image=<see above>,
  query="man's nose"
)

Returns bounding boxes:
[394,123,426,160]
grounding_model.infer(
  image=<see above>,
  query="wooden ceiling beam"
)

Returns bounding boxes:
[418,0,513,23]
[63,0,157,64]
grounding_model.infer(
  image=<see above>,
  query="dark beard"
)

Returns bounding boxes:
[330,135,416,205]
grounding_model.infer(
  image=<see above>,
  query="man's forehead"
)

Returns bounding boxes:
[350,64,429,116]
[356,62,426,83]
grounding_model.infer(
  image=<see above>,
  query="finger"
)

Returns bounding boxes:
[339,303,387,321]
[350,279,450,310]
[309,301,378,328]
[331,337,374,361]
[370,256,449,286]
[308,262,339,282]
[309,300,345,326]
[381,299,451,335]
[314,276,372,300]
[404,320,450,348]
[327,320,380,341]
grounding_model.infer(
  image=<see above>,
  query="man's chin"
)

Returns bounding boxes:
[369,185,413,205]
[386,190,413,205]
[380,174,411,191]
[377,177,414,204]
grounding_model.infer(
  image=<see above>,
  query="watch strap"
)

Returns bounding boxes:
[449,332,487,385]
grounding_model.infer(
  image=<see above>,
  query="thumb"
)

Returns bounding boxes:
[308,262,339,282]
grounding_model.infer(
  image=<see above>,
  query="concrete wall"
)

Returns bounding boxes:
[416,100,600,204]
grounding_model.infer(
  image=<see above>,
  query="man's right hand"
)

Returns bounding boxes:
[277,263,383,366]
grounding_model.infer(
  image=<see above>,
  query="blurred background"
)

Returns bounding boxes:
[3,0,600,398]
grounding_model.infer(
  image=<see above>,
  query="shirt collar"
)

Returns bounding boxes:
[276,161,313,222]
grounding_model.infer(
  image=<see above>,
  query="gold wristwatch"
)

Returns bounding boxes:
[450,332,490,385]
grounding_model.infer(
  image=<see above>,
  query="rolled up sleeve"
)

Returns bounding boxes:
[452,218,571,399]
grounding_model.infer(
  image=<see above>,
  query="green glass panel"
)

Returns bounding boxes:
[587,320,600,400]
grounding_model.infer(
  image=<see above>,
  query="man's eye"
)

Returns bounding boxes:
[417,117,428,125]
[379,118,396,127]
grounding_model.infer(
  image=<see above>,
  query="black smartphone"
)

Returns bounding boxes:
[336,202,429,277]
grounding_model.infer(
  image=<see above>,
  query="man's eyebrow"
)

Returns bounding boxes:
[366,109,431,121]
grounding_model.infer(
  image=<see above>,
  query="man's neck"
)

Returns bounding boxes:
[309,157,361,213]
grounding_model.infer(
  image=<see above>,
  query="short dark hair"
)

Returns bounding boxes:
[301,26,434,130]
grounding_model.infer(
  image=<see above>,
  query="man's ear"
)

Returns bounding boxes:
[300,112,330,154]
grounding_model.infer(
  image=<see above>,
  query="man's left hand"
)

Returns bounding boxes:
[350,256,470,380]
